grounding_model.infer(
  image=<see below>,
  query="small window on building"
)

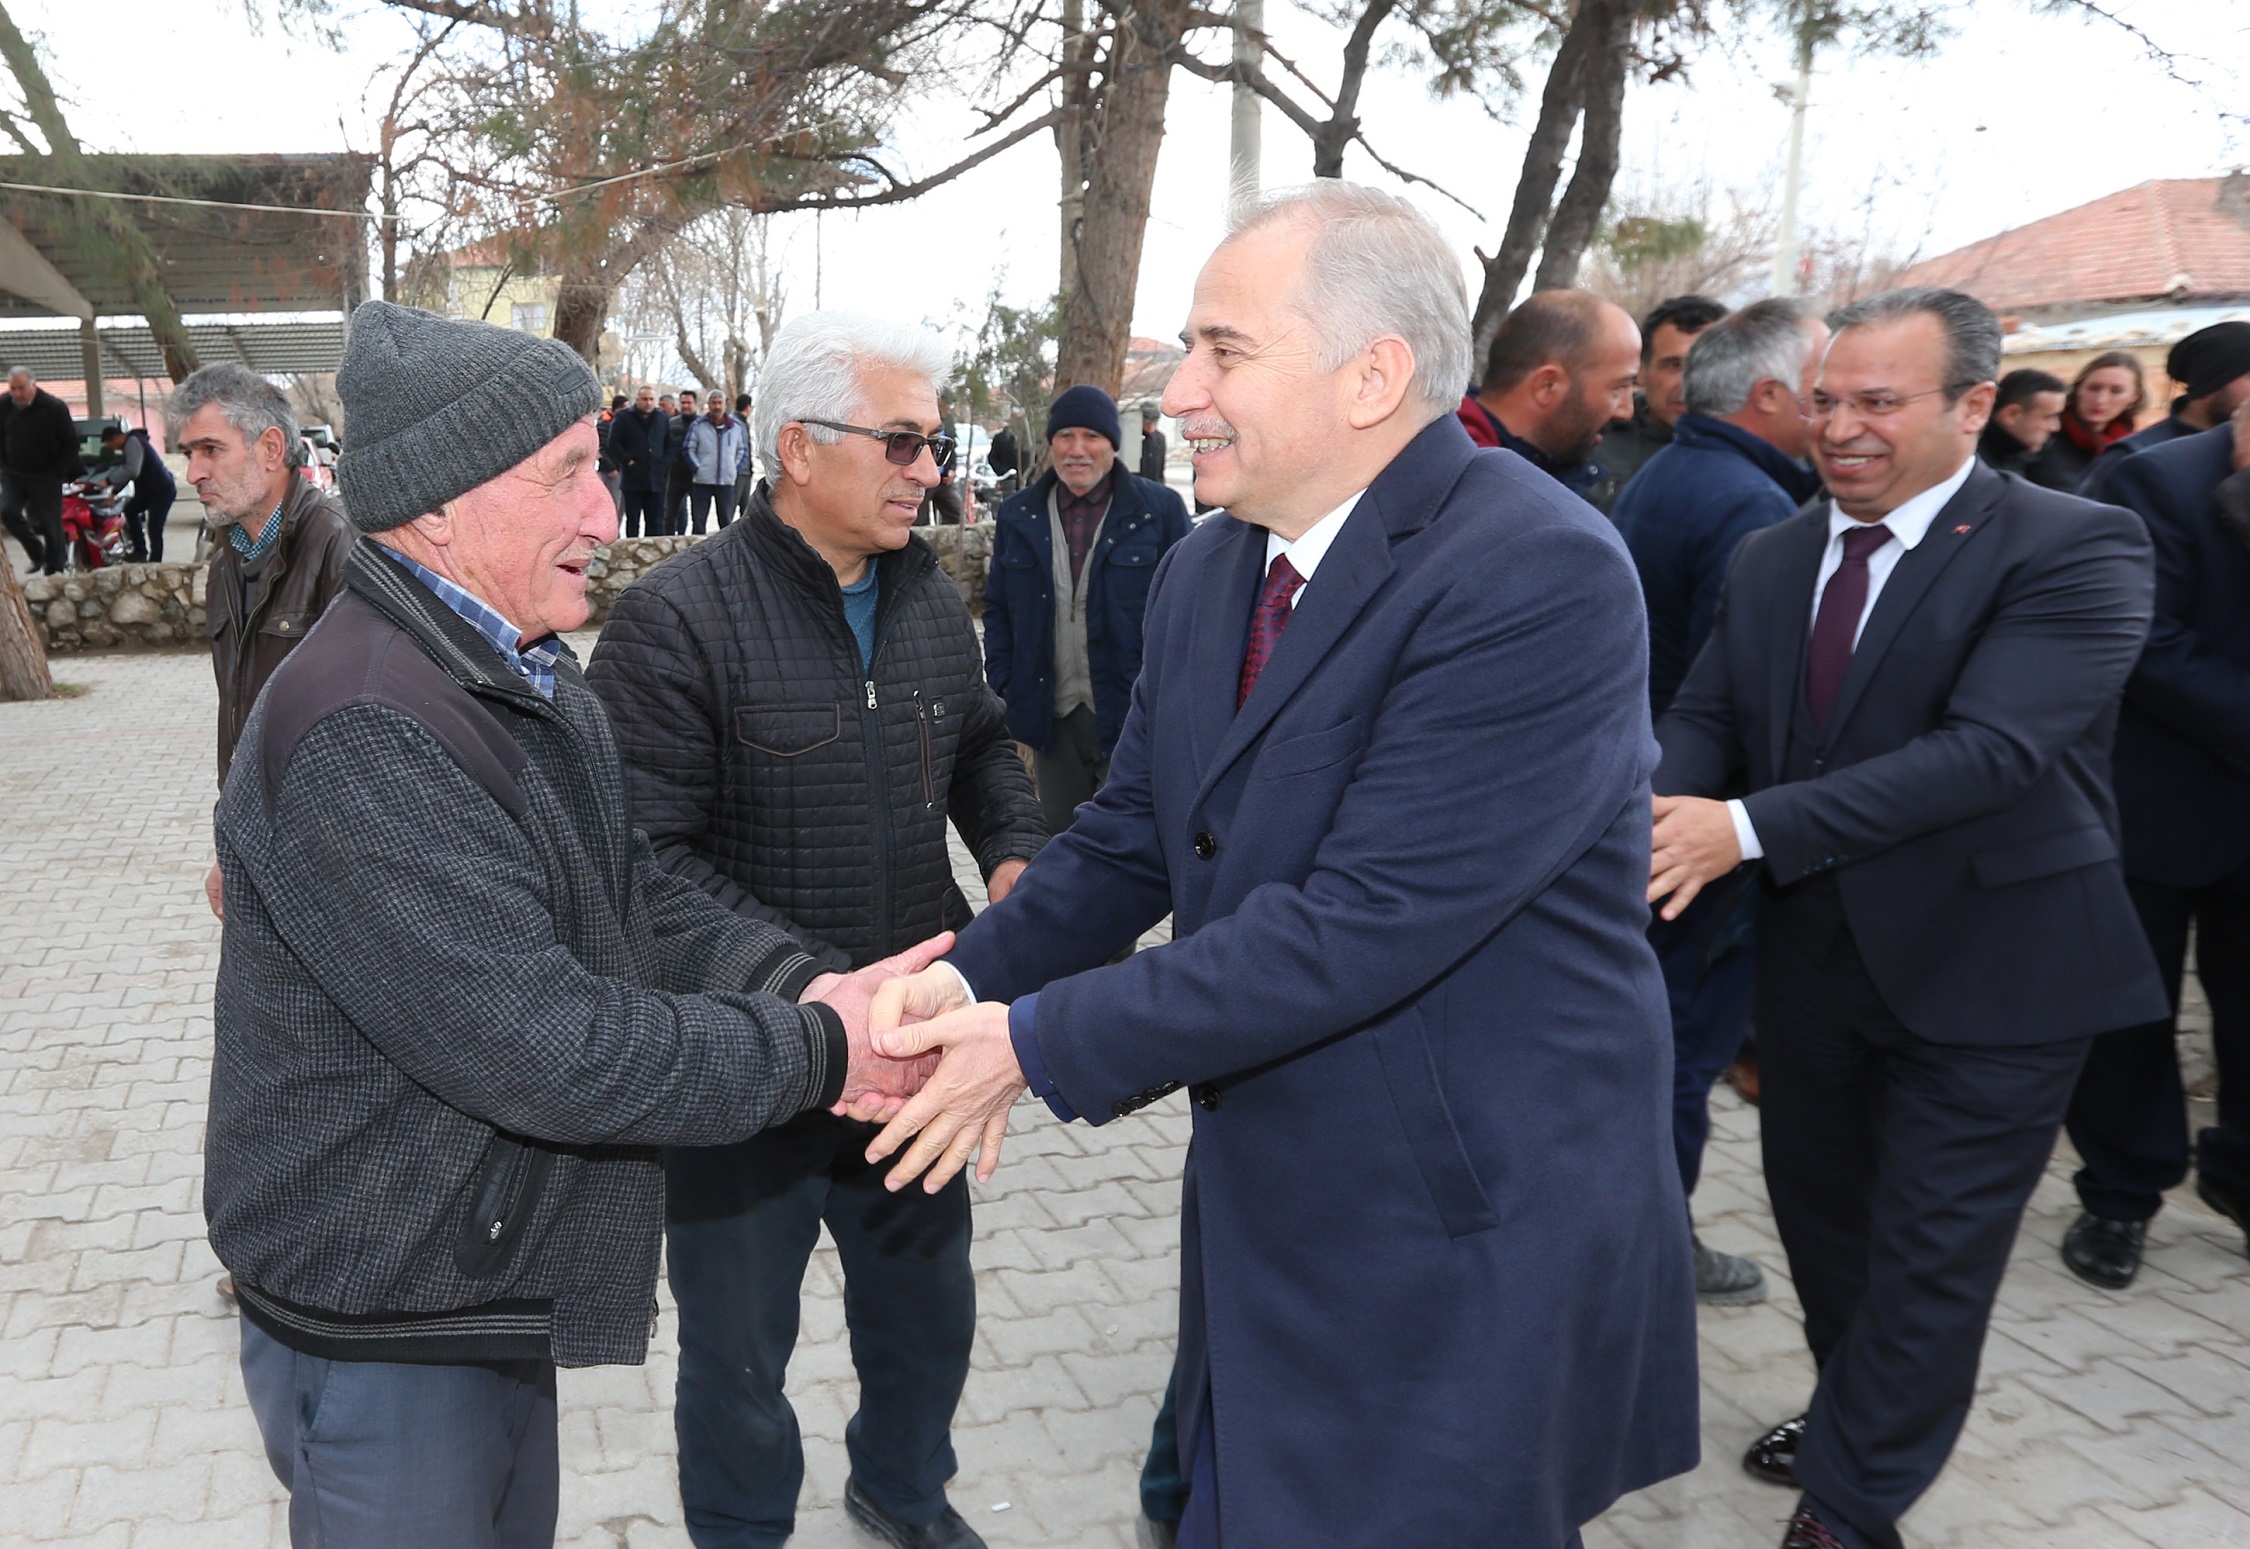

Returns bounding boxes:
[512,302,549,334]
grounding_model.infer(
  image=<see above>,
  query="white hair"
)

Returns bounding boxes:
[1683,298,1818,418]
[753,311,954,475]
[1223,181,1472,423]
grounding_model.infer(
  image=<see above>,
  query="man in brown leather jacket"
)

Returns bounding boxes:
[171,364,352,915]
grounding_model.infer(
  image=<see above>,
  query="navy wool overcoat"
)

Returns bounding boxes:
[946,413,1700,1546]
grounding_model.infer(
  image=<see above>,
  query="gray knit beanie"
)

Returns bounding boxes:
[335,299,604,532]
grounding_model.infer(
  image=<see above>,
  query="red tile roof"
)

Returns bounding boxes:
[1897,176,2250,311]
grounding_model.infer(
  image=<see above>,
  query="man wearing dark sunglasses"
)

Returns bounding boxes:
[587,311,1044,1549]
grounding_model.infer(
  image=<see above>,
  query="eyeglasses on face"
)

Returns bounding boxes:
[1797,382,1979,421]
[799,419,957,468]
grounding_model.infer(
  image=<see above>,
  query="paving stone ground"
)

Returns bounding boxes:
[6,642,2250,1548]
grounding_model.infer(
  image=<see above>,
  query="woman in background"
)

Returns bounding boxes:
[2026,350,2145,491]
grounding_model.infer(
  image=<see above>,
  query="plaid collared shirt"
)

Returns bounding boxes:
[380,549,562,700]
[1056,468,1114,584]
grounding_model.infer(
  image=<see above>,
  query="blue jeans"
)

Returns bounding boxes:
[239,1318,558,1548]
[1140,1365,1185,1522]
[666,1112,976,1548]
[1649,881,1758,1197]
[621,487,667,538]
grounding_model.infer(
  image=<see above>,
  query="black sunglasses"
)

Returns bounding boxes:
[801,419,957,468]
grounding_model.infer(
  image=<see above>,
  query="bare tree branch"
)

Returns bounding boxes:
[377,0,552,37]
[2035,0,2235,113]
[759,107,1070,212]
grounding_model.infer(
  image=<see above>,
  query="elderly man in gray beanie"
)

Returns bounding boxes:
[204,300,951,1549]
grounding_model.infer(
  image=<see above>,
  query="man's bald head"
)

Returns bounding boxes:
[1475,291,1642,467]
[1481,292,1637,397]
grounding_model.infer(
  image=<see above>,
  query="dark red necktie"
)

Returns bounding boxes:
[1238,553,1307,708]
[1805,523,1893,723]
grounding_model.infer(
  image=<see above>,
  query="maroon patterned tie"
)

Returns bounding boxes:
[1238,553,1307,708]
[1805,523,1893,724]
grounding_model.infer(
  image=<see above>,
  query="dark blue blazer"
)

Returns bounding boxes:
[1655,463,2167,1045]
[2105,425,2250,888]
[2078,411,2196,503]
[1614,413,1820,716]
[982,468,1190,758]
[947,415,1697,1545]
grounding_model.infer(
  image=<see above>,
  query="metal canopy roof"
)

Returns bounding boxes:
[0,153,372,322]
[0,315,349,380]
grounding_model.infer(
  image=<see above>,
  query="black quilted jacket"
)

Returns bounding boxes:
[586,489,1046,971]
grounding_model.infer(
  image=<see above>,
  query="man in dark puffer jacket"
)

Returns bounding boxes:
[208,301,948,1549]
[587,311,1045,1549]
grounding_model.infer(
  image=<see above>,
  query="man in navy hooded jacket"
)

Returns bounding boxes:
[857,181,1697,1549]
[1612,296,1829,1310]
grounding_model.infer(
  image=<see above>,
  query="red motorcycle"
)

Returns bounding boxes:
[59,480,129,571]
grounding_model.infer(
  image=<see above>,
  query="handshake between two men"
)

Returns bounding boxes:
[817,938,1026,1193]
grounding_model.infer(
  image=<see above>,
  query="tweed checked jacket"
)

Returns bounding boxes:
[206,542,847,1368]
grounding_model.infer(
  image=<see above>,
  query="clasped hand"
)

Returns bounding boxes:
[804,938,1028,1197]
[843,967,1027,1195]
[1648,793,1741,920]
[803,933,956,1125]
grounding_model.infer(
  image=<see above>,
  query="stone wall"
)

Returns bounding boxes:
[22,565,207,653]
[21,524,996,653]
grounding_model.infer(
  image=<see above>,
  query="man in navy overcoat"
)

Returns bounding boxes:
[2064,410,2250,1286]
[860,182,1698,1547]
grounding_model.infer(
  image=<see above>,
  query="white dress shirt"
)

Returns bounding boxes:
[1264,491,1365,604]
[944,491,1368,1006]
[1726,455,1976,861]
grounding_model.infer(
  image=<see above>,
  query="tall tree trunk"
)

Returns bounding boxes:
[1055,0,1194,396]
[1532,0,1630,291]
[1468,6,1595,364]
[552,273,611,363]
[0,1,201,381]
[0,542,52,702]
[1309,0,1398,179]
[1057,0,1093,309]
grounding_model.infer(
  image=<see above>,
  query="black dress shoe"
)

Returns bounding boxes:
[2198,1172,2250,1250]
[1780,1507,1849,1548]
[1743,1414,1806,1487]
[844,1479,988,1549]
[2061,1211,2145,1289]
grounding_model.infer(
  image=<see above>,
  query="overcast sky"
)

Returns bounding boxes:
[17,0,2246,358]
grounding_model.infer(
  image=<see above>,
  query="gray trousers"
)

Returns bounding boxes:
[1033,704,1106,836]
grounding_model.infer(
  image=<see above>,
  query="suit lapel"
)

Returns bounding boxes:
[1763,511,1831,779]
[1181,414,1473,801]
[1196,496,1397,805]
[1820,466,2002,743]
[1183,516,1268,777]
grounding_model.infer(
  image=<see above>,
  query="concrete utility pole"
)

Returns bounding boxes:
[80,320,102,418]
[1769,18,1815,297]
[1229,0,1262,205]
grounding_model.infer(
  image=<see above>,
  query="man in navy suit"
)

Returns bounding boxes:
[2062,403,2250,1288]
[859,181,1698,1547]
[1612,296,1828,1308]
[1650,287,2164,1549]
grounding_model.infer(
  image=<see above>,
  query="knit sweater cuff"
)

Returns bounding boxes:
[799,1001,849,1113]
